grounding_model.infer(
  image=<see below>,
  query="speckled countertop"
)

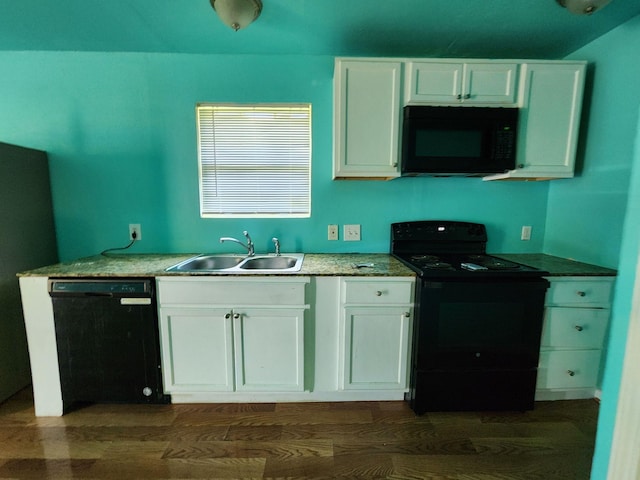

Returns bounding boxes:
[18,252,616,279]
[18,253,416,278]
[494,253,617,276]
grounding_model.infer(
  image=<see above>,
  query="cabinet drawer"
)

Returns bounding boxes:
[545,278,613,306]
[541,307,608,348]
[537,350,601,389]
[157,277,309,306]
[342,279,414,304]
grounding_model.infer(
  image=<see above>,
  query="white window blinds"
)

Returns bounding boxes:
[197,104,311,218]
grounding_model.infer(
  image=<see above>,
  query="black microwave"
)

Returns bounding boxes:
[401,105,519,177]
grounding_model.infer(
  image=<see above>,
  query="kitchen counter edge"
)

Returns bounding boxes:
[17,253,416,278]
[495,253,617,277]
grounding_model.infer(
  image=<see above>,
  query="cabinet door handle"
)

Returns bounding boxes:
[576,291,586,297]
[404,312,410,318]
[464,93,471,99]
[224,313,231,319]
[574,325,584,332]
[233,313,240,319]
[375,290,383,296]
[456,94,462,100]
[567,370,576,377]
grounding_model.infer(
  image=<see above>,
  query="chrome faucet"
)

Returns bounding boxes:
[220,230,254,256]
[272,237,281,256]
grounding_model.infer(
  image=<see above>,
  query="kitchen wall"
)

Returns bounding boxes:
[553,15,640,479]
[0,52,550,261]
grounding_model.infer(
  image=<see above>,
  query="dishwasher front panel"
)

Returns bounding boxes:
[49,278,168,411]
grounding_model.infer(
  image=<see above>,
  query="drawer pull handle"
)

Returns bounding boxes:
[375,291,383,296]
[567,370,576,377]
[574,325,584,332]
[576,291,586,297]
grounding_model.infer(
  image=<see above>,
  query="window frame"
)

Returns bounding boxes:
[196,102,312,219]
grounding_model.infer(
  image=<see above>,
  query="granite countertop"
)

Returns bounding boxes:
[19,252,616,279]
[18,253,416,278]
[494,253,617,276]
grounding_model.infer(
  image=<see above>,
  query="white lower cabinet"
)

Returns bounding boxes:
[338,278,414,391]
[536,276,614,400]
[160,307,234,392]
[157,275,415,403]
[157,277,308,395]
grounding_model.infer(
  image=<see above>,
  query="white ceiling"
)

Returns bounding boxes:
[0,0,639,59]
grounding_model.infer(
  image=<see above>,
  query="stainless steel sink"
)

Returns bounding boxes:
[167,255,245,272]
[240,256,299,270]
[166,253,304,273]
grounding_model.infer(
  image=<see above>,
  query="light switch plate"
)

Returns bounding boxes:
[344,224,361,241]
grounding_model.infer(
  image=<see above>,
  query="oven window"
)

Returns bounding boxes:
[438,302,526,347]
[415,129,483,158]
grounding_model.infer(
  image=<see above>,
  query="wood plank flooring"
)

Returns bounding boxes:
[0,388,598,479]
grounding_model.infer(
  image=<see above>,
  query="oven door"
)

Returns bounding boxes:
[415,278,549,370]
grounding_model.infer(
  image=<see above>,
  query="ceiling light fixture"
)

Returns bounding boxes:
[210,0,262,31]
[556,0,612,15]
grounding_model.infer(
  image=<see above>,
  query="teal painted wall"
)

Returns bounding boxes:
[556,15,640,480]
[0,51,550,261]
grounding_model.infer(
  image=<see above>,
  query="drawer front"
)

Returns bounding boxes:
[343,279,414,305]
[537,350,601,389]
[541,307,609,348]
[545,278,613,306]
[157,277,309,305]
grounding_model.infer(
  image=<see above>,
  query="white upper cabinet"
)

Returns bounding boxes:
[333,57,587,181]
[405,61,518,105]
[333,59,403,179]
[484,61,586,181]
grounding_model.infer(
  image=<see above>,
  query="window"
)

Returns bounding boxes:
[197,103,311,218]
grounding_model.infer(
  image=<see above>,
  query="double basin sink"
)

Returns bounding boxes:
[166,253,304,273]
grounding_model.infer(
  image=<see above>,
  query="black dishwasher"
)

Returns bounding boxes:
[49,278,168,412]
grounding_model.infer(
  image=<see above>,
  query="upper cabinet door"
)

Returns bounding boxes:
[484,62,586,181]
[405,62,464,104]
[405,61,518,105]
[333,59,403,179]
[463,63,518,104]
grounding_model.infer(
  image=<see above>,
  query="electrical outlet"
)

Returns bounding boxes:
[328,224,338,241]
[344,224,361,241]
[129,224,142,241]
[521,225,532,241]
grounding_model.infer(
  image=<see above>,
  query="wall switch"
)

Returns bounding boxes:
[328,224,338,241]
[344,224,361,241]
[129,224,142,241]
[521,225,532,241]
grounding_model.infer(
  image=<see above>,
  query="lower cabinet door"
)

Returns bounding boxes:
[233,308,305,392]
[537,350,601,389]
[159,308,234,392]
[341,306,412,390]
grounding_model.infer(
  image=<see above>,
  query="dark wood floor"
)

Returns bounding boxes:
[0,388,598,479]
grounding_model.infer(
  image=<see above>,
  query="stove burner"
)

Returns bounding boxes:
[411,255,439,263]
[424,261,453,270]
[466,255,521,271]
[410,255,454,270]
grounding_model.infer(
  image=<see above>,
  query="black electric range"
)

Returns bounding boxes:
[391,220,546,278]
[391,220,549,413]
